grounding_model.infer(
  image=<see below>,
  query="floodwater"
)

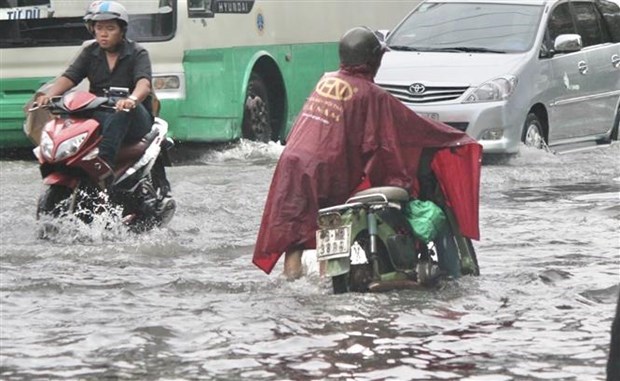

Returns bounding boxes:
[1,141,619,380]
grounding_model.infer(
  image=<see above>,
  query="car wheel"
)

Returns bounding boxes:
[522,113,545,149]
[242,73,272,142]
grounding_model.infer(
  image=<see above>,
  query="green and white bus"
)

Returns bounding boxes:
[0,0,417,148]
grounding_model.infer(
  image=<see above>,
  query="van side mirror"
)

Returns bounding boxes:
[553,34,582,54]
[375,29,390,42]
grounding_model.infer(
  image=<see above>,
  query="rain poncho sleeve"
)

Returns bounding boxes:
[252,70,481,274]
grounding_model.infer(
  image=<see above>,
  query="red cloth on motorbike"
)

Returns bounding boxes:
[252,68,481,274]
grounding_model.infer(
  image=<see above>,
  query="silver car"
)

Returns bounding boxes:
[375,0,620,154]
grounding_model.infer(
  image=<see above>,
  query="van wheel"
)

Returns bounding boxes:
[522,113,545,148]
[242,73,272,143]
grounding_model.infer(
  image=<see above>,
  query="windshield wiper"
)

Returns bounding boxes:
[387,45,426,52]
[433,46,507,54]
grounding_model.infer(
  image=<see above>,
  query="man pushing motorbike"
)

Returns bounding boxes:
[34,0,170,193]
[253,26,482,280]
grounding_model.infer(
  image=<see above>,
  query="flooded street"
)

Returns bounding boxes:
[1,142,619,380]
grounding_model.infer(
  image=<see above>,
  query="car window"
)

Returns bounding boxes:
[595,0,620,42]
[548,3,576,41]
[545,2,576,52]
[571,1,608,46]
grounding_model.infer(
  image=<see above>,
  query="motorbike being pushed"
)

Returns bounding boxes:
[31,88,176,234]
[316,169,480,294]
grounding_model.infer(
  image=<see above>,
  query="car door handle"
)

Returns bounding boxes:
[577,60,588,74]
[612,54,620,69]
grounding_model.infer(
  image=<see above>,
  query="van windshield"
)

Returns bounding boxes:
[388,2,544,53]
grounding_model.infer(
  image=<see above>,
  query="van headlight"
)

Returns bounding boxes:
[463,76,517,103]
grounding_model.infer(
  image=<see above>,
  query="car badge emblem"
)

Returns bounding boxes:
[409,83,426,94]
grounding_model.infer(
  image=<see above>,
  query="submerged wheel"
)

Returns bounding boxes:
[331,233,390,294]
[332,273,349,295]
[36,185,74,220]
[242,73,272,142]
[37,182,101,225]
[332,262,374,294]
[522,113,545,149]
[434,222,481,277]
[465,238,480,276]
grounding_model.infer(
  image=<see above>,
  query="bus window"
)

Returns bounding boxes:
[0,0,176,48]
[1,0,49,6]
[188,0,214,18]
[127,2,176,41]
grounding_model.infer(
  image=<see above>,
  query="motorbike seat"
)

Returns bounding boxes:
[114,129,160,175]
[351,186,410,203]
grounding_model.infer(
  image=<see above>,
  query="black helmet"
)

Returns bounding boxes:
[339,26,386,66]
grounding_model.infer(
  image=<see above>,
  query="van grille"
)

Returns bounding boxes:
[444,122,469,131]
[378,84,469,104]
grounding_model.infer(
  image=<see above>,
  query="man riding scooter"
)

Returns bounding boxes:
[34,0,170,194]
[252,26,482,280]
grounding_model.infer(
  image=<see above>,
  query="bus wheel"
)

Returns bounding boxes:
[242,73,272,142]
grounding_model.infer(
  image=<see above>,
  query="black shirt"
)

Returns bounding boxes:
[63,39,152,98]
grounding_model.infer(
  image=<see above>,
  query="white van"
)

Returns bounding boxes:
[375,0,620,154]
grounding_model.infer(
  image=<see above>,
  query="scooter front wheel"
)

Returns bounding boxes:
[36,184,74,220]
[37,184,75,239]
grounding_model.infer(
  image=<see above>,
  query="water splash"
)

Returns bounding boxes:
[201,139,284,164]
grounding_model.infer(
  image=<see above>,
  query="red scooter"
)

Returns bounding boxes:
[31,88,175,233]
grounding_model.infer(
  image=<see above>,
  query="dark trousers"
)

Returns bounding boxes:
[94,103,152,166]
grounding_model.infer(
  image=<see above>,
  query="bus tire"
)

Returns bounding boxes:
[242,73,272,143]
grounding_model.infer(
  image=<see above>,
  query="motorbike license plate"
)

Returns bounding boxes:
[418,112,439,120]
[316,225,351,261]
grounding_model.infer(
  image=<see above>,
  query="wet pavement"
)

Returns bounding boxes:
[1,141,619,380]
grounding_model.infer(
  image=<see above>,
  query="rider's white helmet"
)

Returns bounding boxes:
[90,1,129,26]
[83,1,102,33]
[83,1,102,22]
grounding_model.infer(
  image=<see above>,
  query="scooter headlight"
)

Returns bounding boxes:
[463,75,517,103]
[40,131,54,160]
[56,132,88,161]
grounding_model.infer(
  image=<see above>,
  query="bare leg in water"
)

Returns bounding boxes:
[283,249,303,280]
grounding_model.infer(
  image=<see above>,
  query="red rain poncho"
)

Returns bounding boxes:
[253,68,482,274]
